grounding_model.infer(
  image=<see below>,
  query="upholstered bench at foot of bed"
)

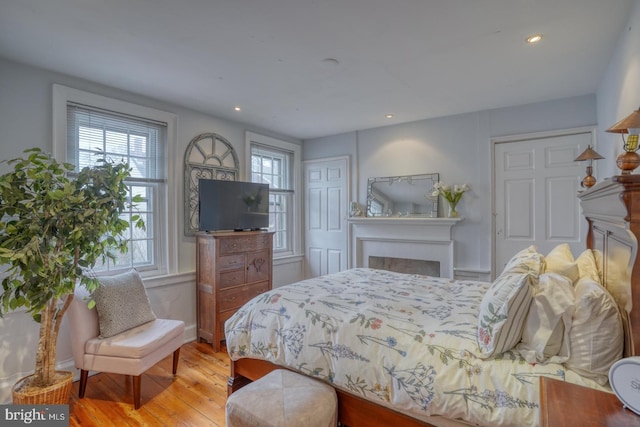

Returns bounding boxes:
[225,369,338,427]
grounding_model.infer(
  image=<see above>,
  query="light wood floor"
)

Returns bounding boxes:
[69,341,229,426]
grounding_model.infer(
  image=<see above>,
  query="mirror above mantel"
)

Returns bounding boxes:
[366,173,439,218]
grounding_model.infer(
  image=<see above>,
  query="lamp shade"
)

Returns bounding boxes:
[606,107,640,133]
[574,145,604,162]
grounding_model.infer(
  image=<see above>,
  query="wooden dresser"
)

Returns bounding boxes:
[196,230,274,351]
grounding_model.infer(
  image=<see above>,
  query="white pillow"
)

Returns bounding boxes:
[516,273,574,363]
[565,277,623,385]
[477,246,543,358]
[592,249,605,285]
[575,249,601,284]
[544,244,579,284]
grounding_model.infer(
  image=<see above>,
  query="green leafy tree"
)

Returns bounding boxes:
[0,148,144,388]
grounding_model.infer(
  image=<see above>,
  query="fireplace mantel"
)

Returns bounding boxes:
[347,217,462,278]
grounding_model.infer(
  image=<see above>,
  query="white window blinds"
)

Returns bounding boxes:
[66,102,165,182]
[65,102,167,272]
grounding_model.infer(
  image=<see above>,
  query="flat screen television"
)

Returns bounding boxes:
[198,179,270,232]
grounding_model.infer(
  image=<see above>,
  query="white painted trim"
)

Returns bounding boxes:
[51,84,179,276]
[245,131,303,258]
[355,237,454,278]
[143,271,196,289]
[273,254,305,266]
[347,217,460,278]
[490,126,597,144]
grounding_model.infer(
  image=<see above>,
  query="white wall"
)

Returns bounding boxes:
[0,58,303,403]
[596,0,640,179]
[304,95,598,273]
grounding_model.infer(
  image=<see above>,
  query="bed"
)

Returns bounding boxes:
[225,175,640,427]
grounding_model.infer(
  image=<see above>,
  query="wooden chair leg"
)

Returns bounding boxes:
[133,375,142,409]
[172,347,181,375]
[79,370,89,398]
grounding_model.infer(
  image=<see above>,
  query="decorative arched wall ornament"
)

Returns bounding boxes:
[184,133,239,235]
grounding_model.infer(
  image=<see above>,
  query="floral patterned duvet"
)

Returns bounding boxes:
[225,268,604,427]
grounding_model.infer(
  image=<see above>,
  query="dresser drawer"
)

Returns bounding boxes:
[219,234,272,255]
[217,254,245,271]
[219,281,270,311]
[219,269,246,289]
[247,250,270,283]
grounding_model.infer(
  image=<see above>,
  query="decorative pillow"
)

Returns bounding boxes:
[477,246,544,358]
[575,249,601,284]
[565,277,623,385]
[516,273,574,363]
[544,244,579,284]
[501,245,545,276]
[92,269,157,338]
[477,272,536,358]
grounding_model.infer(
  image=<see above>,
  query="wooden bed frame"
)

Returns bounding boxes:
[227,175,640,427]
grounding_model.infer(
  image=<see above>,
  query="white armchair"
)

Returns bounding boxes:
[67,272,185,409]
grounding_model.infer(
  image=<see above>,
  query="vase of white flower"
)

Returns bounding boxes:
[431,182,471,218]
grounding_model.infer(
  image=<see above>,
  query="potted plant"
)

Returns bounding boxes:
[0,147,143,404]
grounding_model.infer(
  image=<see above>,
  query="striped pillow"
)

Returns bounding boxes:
[477,247,542,358]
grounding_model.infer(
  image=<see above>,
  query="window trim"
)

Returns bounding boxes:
[245,131,302,258]
[52,84,178,277]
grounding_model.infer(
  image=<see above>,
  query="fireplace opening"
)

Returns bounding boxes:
[368,256,440,277]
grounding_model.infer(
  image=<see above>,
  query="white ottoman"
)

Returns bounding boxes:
[226,369,338,427]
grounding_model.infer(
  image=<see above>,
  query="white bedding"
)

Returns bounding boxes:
[225,268,607,427]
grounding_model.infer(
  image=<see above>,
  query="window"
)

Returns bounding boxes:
[53,85,177,276]
[246,132,301,256]
[66,105,164,272]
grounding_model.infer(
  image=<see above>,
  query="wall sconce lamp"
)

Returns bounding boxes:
[574,145,604,188]
[606,106,640,174]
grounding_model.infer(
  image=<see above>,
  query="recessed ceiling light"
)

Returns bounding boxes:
[526,34,543,44]
[385,114,394,119]
[234,106,241,112]
[322,58,340,65]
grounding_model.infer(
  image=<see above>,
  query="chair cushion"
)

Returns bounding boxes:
[226,369,337,427]
[93,269,157,338]
[85,318,185,359]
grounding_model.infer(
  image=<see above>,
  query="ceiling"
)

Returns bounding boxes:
[0,0,633,140]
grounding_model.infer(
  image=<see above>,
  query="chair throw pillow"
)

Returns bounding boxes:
[92,269,157,338]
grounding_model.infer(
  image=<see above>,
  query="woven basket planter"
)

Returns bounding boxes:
[12,371,73,405]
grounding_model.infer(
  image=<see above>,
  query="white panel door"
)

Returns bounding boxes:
[304,157,349,278]
[494,130,593,275]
